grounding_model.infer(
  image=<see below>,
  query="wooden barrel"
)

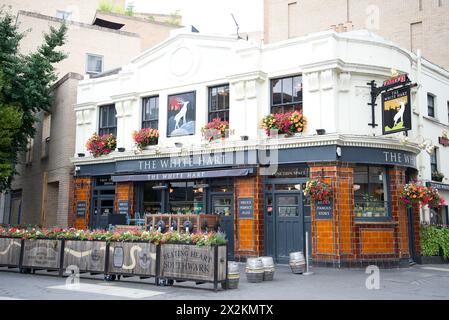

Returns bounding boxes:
[245,257,264,283]
[289,251,305,274]
[223,261,240,290]
[260,256,275,281]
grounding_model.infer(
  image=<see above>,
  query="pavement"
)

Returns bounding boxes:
[0,263,449,300]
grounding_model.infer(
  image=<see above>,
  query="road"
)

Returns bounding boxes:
[0,264,448,300]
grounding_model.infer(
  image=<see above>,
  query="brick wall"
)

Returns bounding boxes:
[310,163,416,267]
[234,171,264,260]
[70,177,93,229]
[115,182,135,217]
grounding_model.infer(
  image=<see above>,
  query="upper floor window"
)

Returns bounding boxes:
[99,104,117,136]
[41,112,51,159]
[447,101,449,123]
[270,75,303,114]
[142,96,159,129]
[427,93,436,118]
[430,148,438,173]
[354,166,390,220]
[56,10,72,20]
[86,54,103,75]
[208,84,230,122]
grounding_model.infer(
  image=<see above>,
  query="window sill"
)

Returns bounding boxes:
[355,219,397,225]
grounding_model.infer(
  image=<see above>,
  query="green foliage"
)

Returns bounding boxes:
[146,15,155,22]
[0,9,67,191]
[98,0,133,16]
[420,224,449,259]
[166,10,181,26]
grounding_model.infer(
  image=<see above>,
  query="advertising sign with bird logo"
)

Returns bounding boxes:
[382,86,412,135]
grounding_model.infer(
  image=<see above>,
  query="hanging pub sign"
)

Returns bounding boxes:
[382,85,412,135]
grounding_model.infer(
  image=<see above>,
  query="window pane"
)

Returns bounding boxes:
[282,77,293,104]
[354,166,388,219]
[293,76,303,102]
[87,55,102,73]
[272,79,282,105]
[210,87,218,111]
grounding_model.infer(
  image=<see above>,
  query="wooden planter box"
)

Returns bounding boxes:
[107,241,157,278]
[0,237,22,267]
[159,243,227,290]
[63,240,107,274]
[21,239,63,273]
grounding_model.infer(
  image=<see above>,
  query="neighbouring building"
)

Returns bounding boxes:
[264,0,449,226]
[2,2,181,227]
[264,0,449,71]
[71,28,449,267]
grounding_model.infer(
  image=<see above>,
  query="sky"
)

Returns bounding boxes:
[126,0,264,35]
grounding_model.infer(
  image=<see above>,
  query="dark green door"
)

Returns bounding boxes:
[90,196,115,230]
[211,194,234,259]
[274,193,304,263]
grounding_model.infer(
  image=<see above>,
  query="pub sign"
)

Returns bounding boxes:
[382,85,412,135]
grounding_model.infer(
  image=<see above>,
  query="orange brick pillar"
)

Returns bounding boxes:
[71,177,93,229]
[389,167,410,262]
[234,170,264,261]
[310,163,355,267]
[115,182,135,217]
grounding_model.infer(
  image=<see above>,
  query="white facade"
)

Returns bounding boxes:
[73,29,449,222]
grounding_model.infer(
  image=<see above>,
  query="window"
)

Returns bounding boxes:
[208,84,230,122]
[427,93,435,118]
[168,181,205,214]
[99,104,117,136]
[142,96,159,129]
[86,54,103,75]
[25,138,34,165]
[430,148,438,173]
[354,166,389,219]
[56,10,71,20]
[270,75,303,113]
[41,113,51,159]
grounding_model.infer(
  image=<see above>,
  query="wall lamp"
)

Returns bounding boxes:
[316,129,326,135]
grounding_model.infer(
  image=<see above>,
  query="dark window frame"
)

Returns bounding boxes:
[430,148,438,174]
[427,93,436,118]
[208,84,230,122]
[98,104,117,136]
[142,95,159,129]
[270,74,303,114]
[354,165,392,221]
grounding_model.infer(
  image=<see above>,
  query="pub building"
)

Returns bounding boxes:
[71,29,449,267]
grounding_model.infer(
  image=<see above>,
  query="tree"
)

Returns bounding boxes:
[0,9,67,191]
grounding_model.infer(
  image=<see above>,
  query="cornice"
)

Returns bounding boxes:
[72,134,421,166]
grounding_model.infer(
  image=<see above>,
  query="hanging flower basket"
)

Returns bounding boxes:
[304,179,332,204]
[261,111,306,137]
[132,128,159,149]
[400,181,446,209]
[86,133,116,157]
[201,118,229,142]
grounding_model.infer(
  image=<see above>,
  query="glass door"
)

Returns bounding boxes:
[211,194,234,259]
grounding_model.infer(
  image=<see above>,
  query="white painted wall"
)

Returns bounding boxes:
[74,29,449,209]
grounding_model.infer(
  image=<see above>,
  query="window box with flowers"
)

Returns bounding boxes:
[261,111,306,137]
[132,128,159,150]
[400,181,446,209]
[432,171,445,182]
[86,133,116,157]
[201,118,230,142]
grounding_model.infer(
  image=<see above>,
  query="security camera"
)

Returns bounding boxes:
[75,166,81,172]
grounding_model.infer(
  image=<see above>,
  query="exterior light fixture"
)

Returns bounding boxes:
[336,147,342,158]
[241,135,249,141]
[316,129,326,135]
[175,142,183,148]
[152,184,168,190]
[77,153,85,157]
[118,147,125,152]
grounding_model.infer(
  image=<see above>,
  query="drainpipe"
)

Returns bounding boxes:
[416,49,425,222]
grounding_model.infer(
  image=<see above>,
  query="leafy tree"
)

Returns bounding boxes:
[0,9,67,191]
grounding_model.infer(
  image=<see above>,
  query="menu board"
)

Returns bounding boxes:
[238,198,254,219]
